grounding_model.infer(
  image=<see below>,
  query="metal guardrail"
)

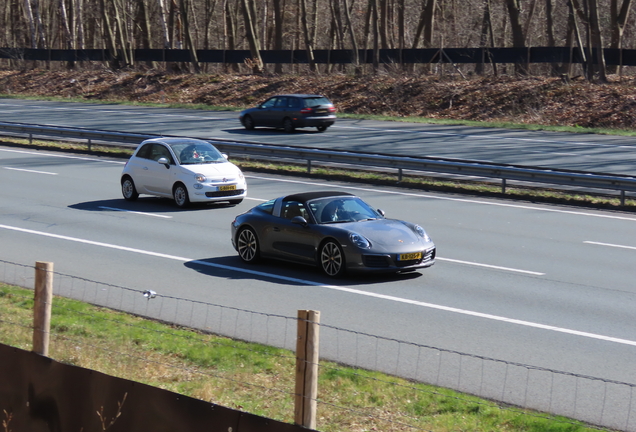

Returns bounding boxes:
[2,121,636,204]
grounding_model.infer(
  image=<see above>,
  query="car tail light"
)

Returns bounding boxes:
[328,106,336,113]
[300,108,312,114]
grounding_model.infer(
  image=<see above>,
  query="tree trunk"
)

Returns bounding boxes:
[23,0,37,48]
[299,0,317,72]
[608,0,632,74]
[59,0,75,68]
[240,0,263,73]
[504,0,527,74]
[273,0,284,73]
[371,0,379,72]
[568,0,587,79]
[75,0,85,49]
[100,0,120,68]
[180,0,200,72]
[587,0,607,81]
[157,0,170,48]
[342,0,361,75]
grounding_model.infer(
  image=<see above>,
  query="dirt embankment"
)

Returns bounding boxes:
[1,68,636,131]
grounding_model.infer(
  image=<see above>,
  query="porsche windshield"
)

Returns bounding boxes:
[308,196,381,224]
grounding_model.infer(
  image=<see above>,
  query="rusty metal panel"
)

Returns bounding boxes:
[0,344,316,432]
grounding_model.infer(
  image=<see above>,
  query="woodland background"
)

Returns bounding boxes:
[1,0,636,131]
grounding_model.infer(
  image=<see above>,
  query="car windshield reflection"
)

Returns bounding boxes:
[168,141,226,165]
[308,196,381,224]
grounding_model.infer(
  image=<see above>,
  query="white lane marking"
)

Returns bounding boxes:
[2,147,635,222]
[0,103,221,120]
[247,175,636,222]
[97,206,173,218]
[436,257,544,275]
[585,241,636,251]
[0,148,126,164]
[4,166,57,175]
[0,222,633,347]
[334,124,634,149]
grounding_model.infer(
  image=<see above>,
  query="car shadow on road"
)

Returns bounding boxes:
[69,198,239,214]
[225,128,322,136]
[184,256,424,287]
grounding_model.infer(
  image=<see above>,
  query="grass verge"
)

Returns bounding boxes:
[0,283,604,431]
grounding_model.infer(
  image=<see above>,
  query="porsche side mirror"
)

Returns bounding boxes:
[377,209,385,217]
[291,216,308,227]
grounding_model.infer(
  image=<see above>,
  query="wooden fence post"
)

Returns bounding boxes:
[33,261,53,356]
[294,310,320,429]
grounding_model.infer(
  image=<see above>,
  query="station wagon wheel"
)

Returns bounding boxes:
[283,118,295,133]
[316,125,328,132]
[173,183,190,208]
[237,227,260,263]
[243,115,254,130]
[319,240,346,277]
[121,176,138,201]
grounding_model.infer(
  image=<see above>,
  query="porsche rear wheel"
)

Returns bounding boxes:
[237,227,260,263]
[319,240,345,277]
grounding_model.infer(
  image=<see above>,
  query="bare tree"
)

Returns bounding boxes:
[608,0,633,74]
[240,0,263,73]
[23,0,38,48]
[586,0,607,81]
[299,0,317,71]
[273,0,284,73]
[180,0,200,71]
[157,0,171,48]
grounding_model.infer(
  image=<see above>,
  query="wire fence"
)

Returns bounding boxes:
[0,258,632,431]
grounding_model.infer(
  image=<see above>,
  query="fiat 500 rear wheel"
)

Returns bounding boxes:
[237,227,260,263]
[319,240,346,277]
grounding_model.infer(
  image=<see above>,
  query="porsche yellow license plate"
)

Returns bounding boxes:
[399,252,422,261]
[219,185,236,191]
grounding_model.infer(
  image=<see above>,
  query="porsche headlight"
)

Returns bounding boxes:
[195,173,206,182]
[349,232,370,249]
[414,225,431,242]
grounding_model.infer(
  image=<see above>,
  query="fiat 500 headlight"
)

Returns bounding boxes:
[195,173,206,182]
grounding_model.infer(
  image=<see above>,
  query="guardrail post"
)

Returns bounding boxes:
[87,138,92,152]
[29,133,32,145]
[502,178,507,194]
[307,160,312,174]
[295,310,320,429]
[398,168,403,182]
[621,190,625,206]
[33,261,53,356]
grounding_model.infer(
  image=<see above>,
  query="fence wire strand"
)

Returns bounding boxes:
[0,259,628,431]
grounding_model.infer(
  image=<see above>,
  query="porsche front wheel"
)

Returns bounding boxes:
[319,240,345,277]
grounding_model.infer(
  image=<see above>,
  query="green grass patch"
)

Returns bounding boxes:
[0,283,607,431]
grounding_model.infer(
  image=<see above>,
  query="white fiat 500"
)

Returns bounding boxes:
[121,137,247,208]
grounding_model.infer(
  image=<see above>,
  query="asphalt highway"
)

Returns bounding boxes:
[1,98,636,175]
[1,143,636,429]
